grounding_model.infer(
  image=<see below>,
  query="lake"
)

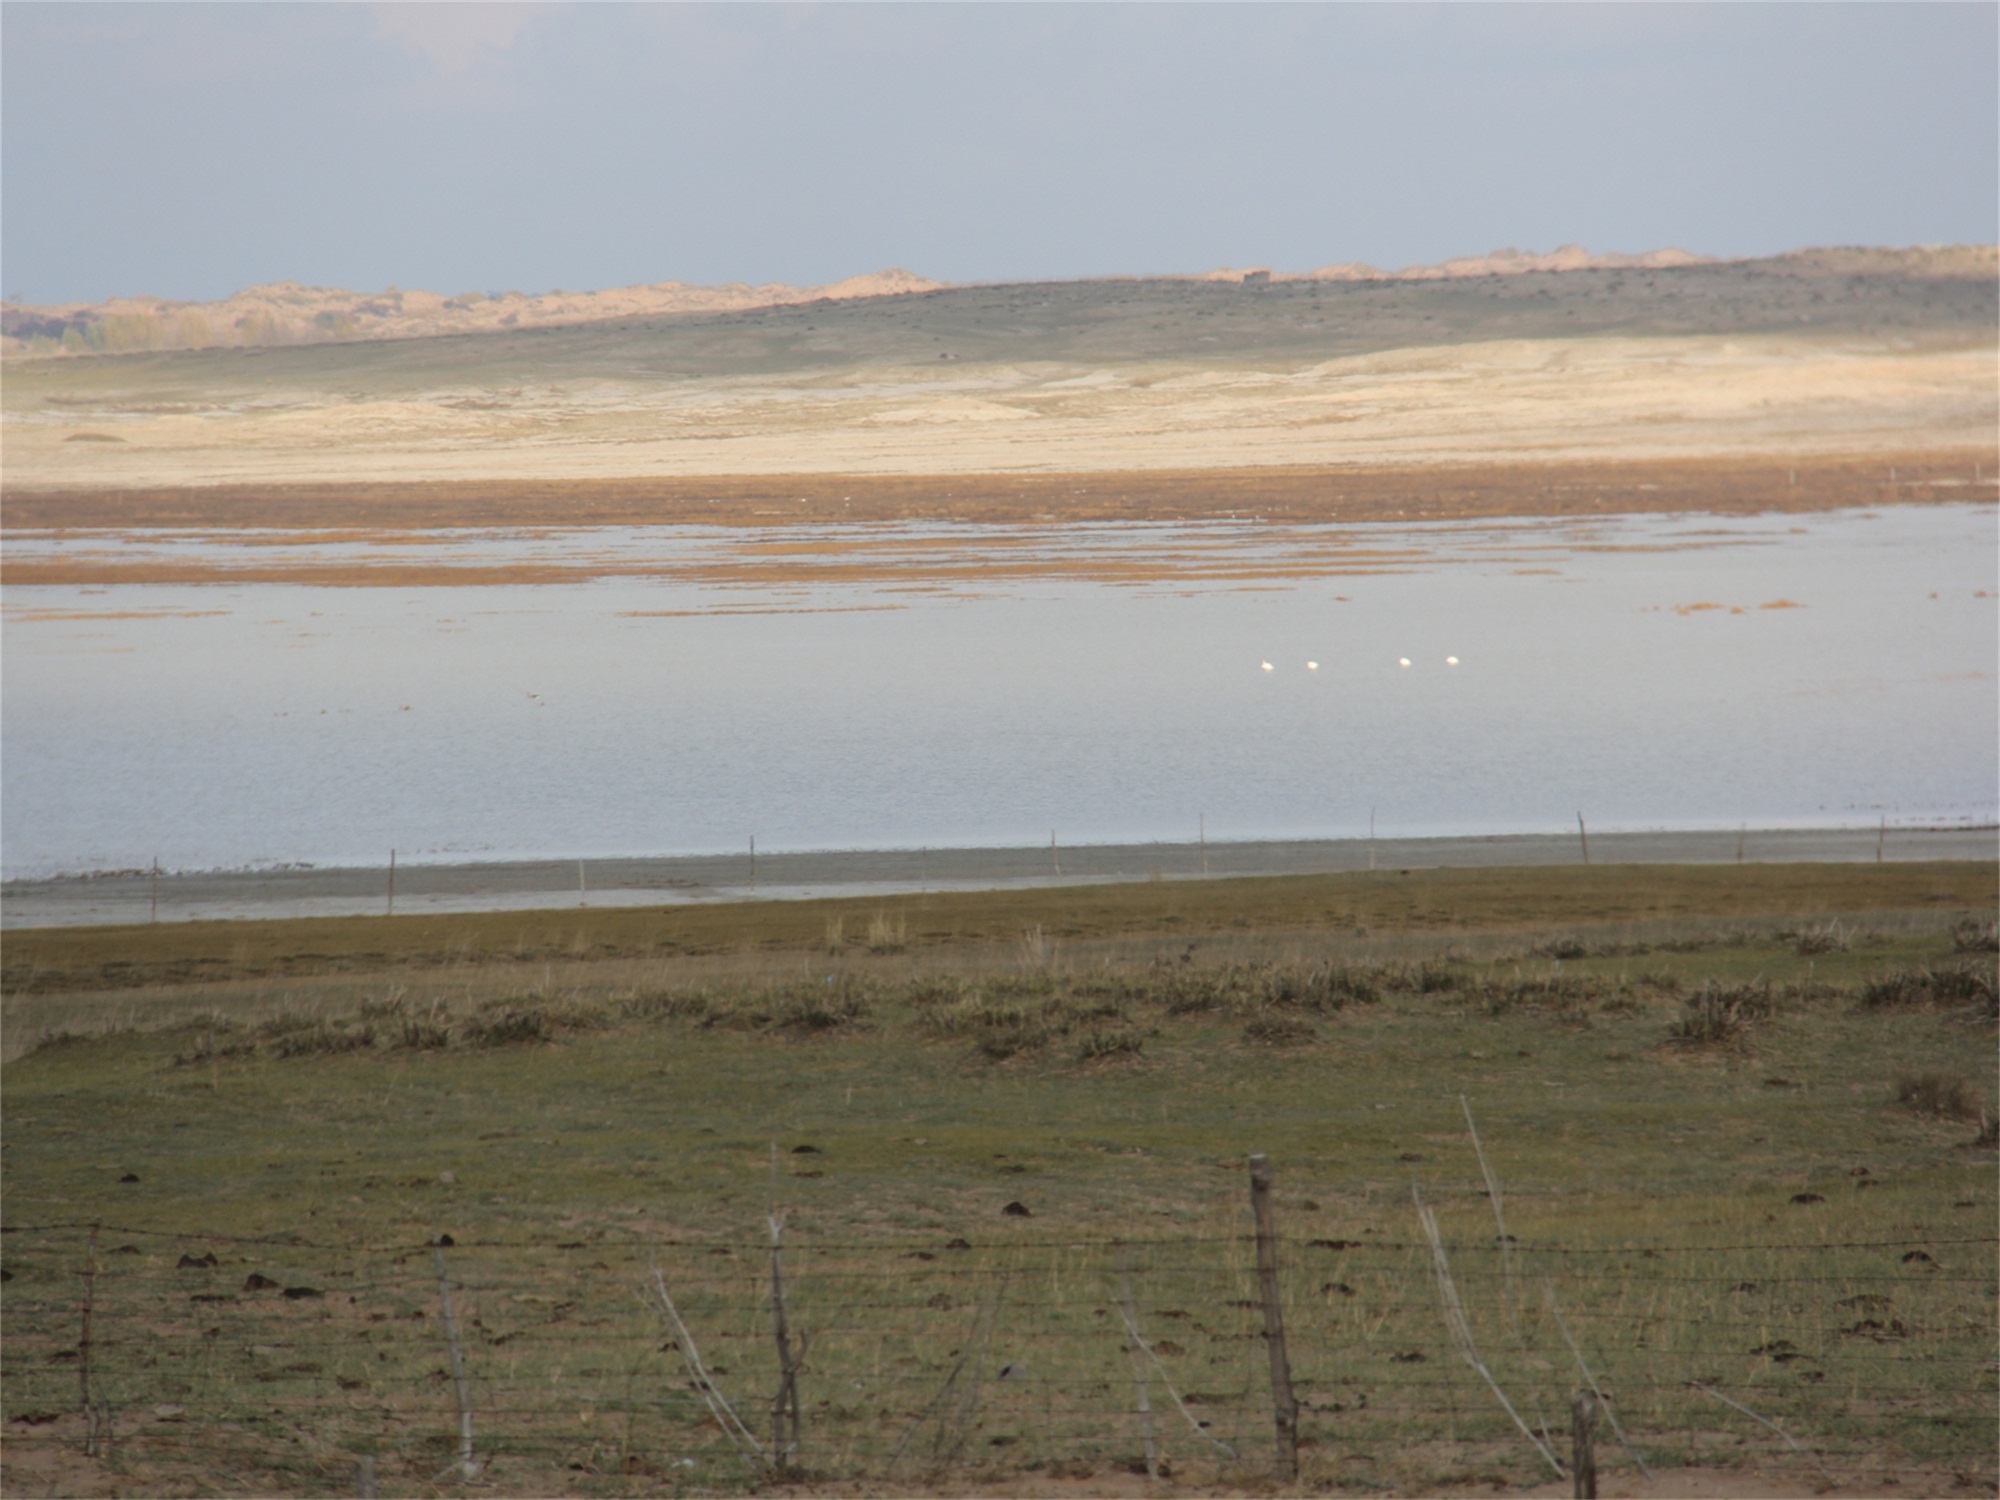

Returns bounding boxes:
[2,503,1993,879]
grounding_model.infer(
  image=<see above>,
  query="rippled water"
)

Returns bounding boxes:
[3,505,1993,878]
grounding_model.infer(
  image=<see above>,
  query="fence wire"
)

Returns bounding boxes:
[3,1220,1994,1495]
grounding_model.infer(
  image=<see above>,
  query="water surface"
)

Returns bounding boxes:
[3,505,1992,878]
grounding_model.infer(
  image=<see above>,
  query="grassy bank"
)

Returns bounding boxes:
[2,866,1994,1496]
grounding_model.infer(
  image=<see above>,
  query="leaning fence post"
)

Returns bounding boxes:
[1248,1153,1298,1483]
[432,1239,478,1480]
[768,1210,804,1471]
[1571,1390,1597,1499]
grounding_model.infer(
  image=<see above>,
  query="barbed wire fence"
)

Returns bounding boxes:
[4,1182,1994,1496]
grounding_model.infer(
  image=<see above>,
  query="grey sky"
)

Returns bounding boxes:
[4,2,1995,305]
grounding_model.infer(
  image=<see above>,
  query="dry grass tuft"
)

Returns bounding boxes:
[1894,1070,1984,1120]
[1665,982,1772,1047]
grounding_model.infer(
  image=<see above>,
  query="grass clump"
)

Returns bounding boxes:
[1893,1070,1984,1120]
[1791,920,1851,955]
[1951,917,1999,953]
[1468,972,1602,1017]
[1242,1015,1317,1047]
[864,912,908,954]
[1261,963,1380,1012]
[1860,963,1998,1014]
[265,1020,378,1058]
[1666,981,1772,1047]
[1070,1023,1146,1063]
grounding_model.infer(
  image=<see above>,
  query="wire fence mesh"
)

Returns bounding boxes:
[4,1211,1994,1495]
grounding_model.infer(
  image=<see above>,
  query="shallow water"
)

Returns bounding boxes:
[3,505,1993,878]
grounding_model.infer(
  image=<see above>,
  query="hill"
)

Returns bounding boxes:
[3,246,1992,499]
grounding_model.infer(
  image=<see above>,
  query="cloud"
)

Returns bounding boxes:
[368,2,549,75]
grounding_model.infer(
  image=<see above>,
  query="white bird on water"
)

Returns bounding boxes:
[1306,661,1319,671]
[1261,661,1274,672]
[1398,657,1412,668]
[1446,656,1460,666]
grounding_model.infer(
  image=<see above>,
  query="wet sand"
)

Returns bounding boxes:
[7,826,1991,929]
[5,453,1992,588]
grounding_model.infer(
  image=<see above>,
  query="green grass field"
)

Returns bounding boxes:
[3,864,1995,1497]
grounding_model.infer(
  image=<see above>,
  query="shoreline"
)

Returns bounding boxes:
[7,825,1993,930]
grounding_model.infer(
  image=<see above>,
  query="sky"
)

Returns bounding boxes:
[4,1,1996,306]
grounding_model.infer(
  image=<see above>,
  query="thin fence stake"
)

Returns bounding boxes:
[889,1281,999,1476]
[1248,1153,1298,1483]
[1113,1287,1237,1459]
[1051,830,1061,877]
[1877,814,1886,863]
[1577,812,1590,865]
[1416,1189,1565,1477]
[78,1224,98,1454]
[1570,1390,1597,1500]
[149,858,159,924]
[1542,1280,1651,1479]
[1117,1253,1157,1480]
[386,849,396,917]
[431,1240,478,1481]
[750,835,756,889]
[1688,1382,1834,1484]
[1460,1096,1518,1329]
[645,1265,767,1471]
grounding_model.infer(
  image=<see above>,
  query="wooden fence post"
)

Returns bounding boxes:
[1576,812,1591,865]
[1248,1154,1298,1483]
[1571,1389,1597,1499]
[432,1240,477,1480]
